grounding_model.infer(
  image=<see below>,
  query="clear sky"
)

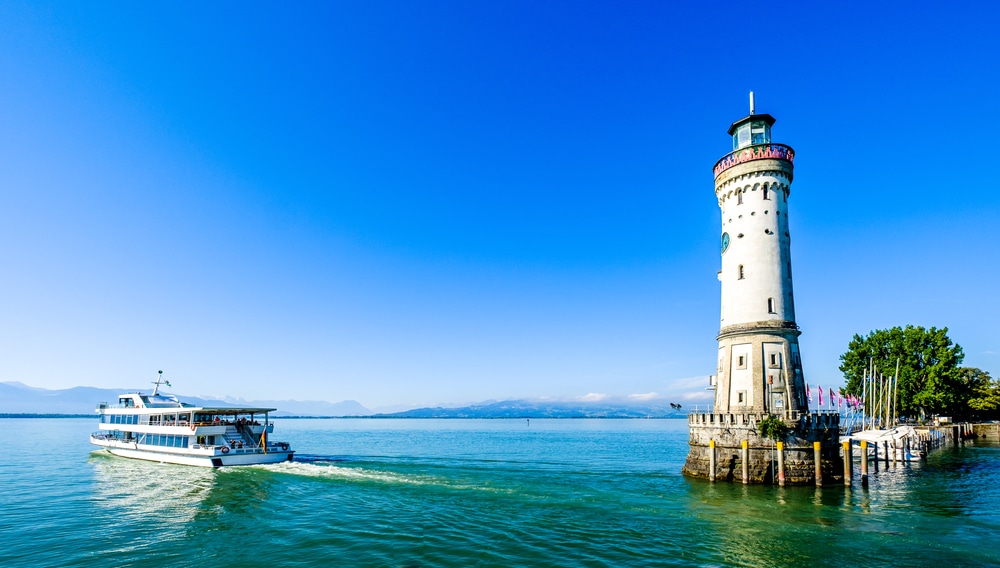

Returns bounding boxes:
[1,2,997,411]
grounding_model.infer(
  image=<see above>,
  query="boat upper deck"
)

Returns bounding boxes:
[97,392,275,415]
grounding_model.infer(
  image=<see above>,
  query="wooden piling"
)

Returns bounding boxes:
[777,441,785,487]
[842,440,852,483]
[873,441,879,472]
[741,440,749,485]
[860,440,869,486]
[813,441,822,487]
[709,439,716,482]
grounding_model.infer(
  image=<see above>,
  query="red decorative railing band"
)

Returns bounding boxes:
[713,143,795,177]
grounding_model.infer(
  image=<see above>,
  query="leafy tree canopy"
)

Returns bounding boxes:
[965,368,1000,419]
[758,415,789,441]
[839,325,965,418]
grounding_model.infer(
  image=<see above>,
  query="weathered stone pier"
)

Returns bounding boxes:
[684,411,842,485]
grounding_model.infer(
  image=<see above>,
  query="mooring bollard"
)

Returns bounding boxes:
[843,440,852,483]
[742,440,749,485]
[860,440,869,487]
[813,441,822,487]
[709,439,716,482]
[777,441,785,487]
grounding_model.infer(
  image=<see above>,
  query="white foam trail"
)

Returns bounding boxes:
[249,461,514,494]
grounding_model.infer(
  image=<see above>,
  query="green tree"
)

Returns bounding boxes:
[965,368,1000,420]
[758,415,789,441]
[839,326,964,419]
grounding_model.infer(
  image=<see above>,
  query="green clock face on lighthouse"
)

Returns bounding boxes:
[721,232,730,254]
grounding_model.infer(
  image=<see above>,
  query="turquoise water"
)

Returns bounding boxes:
[2,418,999,567]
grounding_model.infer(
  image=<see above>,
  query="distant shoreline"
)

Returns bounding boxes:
[1,413,687,420]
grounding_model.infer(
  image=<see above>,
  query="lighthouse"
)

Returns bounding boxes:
[712,93,805,416]
[683,95,841,485]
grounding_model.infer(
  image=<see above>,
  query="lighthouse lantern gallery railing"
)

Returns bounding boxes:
[713,143,794,177]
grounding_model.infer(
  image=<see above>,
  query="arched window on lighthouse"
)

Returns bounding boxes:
[737,192,743,205]
[767,297,776,313]
[763,187,769,200]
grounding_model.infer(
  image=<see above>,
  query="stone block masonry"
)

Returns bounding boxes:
[683,412,844,485]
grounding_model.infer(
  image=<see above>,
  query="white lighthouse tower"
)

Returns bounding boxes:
[712,93,805,415]
[684,96,840,485]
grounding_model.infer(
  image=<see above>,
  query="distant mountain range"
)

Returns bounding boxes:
[0,381,371,417]
[0,382,688,419]
[376,399,685,419]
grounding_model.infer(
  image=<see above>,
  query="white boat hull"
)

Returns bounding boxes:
[92,437,293,468]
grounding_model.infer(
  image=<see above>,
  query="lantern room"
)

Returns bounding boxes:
[728,113,776,150]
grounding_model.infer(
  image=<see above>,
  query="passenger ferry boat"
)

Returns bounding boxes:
[90,372,294,467]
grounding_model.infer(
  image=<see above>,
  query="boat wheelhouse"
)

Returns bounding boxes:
[90,373,294,467]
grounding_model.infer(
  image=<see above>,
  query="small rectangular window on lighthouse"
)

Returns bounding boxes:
[767,298,776,313]
[763,187,769,200]
[738,265,744,279]
[737,355,746,369]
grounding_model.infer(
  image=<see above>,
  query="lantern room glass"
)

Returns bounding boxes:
[732,121,771,150]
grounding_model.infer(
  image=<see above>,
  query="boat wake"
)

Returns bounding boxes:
[248,460,514,494]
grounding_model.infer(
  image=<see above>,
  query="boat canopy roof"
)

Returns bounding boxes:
[193,407,277,415]
[845,426,918,443]
[115,392,276,414]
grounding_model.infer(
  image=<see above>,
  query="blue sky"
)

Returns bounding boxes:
[1,2,997,410]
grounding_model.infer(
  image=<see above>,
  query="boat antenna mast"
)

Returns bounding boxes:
[151,370,171,395]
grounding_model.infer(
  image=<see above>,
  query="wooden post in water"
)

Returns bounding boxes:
[777,441,785,487]
[842,440,852,483]
[741,440,749,485]
[860,440,869,487]
[884,441,890,467]
[709,439,716,482]
[873,440,879,472]
[813,441,822,487]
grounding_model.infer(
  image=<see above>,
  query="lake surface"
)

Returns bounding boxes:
[2,418,998,567]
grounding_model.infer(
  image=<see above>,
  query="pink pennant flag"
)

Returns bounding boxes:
[829,388,835,409]
[818,385,824,406]
[806,382,812,404]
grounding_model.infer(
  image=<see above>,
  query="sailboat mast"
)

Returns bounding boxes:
[893,358,901,426]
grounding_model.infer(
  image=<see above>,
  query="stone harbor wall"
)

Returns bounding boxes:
[683,412,843,485]
[972,423,1000,442]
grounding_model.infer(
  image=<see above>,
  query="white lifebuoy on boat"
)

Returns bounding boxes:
[221,446,230,454]
[280,443,289,451]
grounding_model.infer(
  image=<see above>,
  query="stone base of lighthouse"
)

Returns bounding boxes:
[682,412,843,485]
